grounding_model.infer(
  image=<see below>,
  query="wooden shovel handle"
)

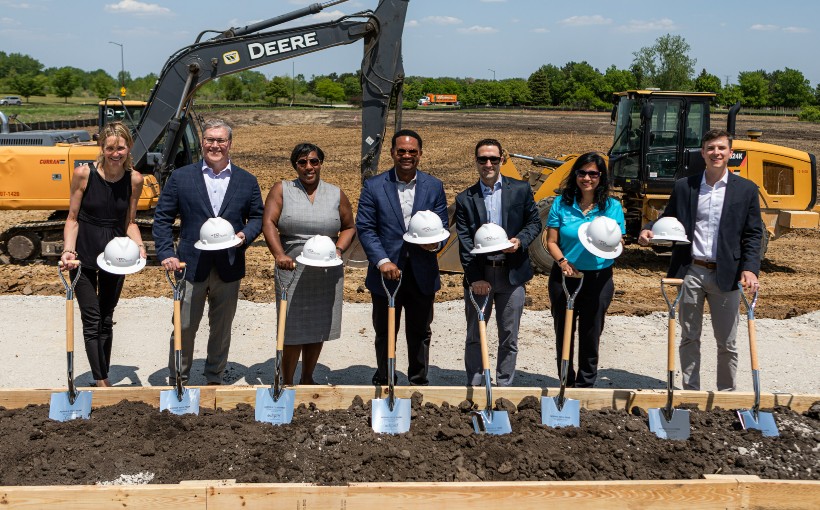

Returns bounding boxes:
[661,278,684,285]
[66,300,74,354]
[387,306,396,359]
[173,300,182,351]
[561,310,574,362]
[748,318,759,371]
[667,318,676,371]
[276,298,288,351]
[478,319,490,370]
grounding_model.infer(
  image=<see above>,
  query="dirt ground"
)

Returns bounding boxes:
[0,398,817,486]
[2,109,820,319]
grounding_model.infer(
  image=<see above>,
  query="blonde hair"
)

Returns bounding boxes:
[96,122,134,170]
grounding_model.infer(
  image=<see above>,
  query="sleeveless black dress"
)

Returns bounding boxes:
[76,165,131,270]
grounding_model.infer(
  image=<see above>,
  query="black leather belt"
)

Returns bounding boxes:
[485,259,506,267]
[692,259,717,270]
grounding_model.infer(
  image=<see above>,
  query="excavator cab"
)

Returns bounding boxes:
[608,90,713,236]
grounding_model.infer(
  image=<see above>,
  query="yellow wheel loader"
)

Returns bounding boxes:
[438,90,818,273]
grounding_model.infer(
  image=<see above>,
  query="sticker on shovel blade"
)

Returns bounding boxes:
[541,396,580,428]
[255,388,295,425]
[371,398,411,434]
[49,391,92,421]
[159,388,200,415]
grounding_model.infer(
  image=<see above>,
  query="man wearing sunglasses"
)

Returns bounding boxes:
[356,129,448,386]
[153,119,264,386]
[454,138,541,386]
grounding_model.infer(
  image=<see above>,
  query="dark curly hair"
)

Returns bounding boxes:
[559,152,611,212]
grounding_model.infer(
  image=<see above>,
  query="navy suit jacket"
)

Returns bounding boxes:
[356,168,448,297]
[663,171,763,292]
[153,162,264,283]
[455,176,541,287]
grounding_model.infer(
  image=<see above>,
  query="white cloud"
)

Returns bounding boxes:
[532,27,548,33]
[0,16,20,25]
[457,25,498,34]
[311,9,344,22]
[559,15,612,27]
[783,26,809,33]
[423,16,462,25]
[104,0,171,16]
[617,18,677,33]
[405,19,419,28]
[750,24,779,31]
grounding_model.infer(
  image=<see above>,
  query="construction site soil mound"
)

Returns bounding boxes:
[3,109,820,319]
[1,398,818,486]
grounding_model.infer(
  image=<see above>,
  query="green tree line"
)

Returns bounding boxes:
[3,34,820,113]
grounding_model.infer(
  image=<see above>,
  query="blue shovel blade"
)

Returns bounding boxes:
[255,387,296,425]
[49,391,92,422]
[648,408,691,440]
[371,397,411,434]
[472,410,512,435]
[159,387,200,415]
[541,396,580,428]
[737,409,779,437]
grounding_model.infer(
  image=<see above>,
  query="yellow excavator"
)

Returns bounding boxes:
[437,90,818,272]
[0,0,409,263]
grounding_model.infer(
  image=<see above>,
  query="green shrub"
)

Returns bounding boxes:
[798,106,820,122]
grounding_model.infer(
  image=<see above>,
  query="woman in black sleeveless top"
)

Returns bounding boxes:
[60,122,145,387]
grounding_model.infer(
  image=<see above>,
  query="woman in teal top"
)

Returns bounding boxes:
[545,152,625,387]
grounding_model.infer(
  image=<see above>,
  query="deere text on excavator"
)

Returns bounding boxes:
[0,0,409,263]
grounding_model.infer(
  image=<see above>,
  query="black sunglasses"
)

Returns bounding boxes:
[297,157,321,167]
[576,169,601,178]
[395,148,419,156]
[476,156,502,165]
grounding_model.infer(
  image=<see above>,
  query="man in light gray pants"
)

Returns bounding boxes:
[454,138,541,386]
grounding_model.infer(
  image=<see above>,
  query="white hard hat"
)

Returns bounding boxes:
[403,210,450,244]
[295,235,343,267]
[650,217,690,245]
[470,223,514,254]
[96,237,146,275]
[194,217,243,251]
[578,216,623,259]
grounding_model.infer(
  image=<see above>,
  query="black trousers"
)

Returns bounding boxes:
[371,264,434,386]
[547,263,614,388]
[71,266,125,381]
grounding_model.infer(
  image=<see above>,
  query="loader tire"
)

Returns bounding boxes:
[528,197,555,274]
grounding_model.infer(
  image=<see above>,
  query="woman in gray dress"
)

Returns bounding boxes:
[262,143,355,384]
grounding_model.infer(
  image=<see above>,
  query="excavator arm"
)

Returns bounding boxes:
[133,0,408,185]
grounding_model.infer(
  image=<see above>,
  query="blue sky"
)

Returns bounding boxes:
[1,0,818,87]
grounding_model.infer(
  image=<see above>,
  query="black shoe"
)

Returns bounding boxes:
[372,372,398,386]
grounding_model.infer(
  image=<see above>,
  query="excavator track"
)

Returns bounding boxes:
[0,215,173,264]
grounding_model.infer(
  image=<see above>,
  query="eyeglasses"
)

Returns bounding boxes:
[476,156,501,165]
[576,169,601,178]
[203,137,229,146]
[296,157,321,167]
[395,148,419,156]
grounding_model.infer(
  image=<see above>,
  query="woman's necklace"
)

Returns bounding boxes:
[579,199,595,215]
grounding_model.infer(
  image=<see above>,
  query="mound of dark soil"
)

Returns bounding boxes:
[1,397,818,486]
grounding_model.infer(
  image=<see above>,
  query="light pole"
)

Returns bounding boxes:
[488,68,496,81]
[109,41,125,96]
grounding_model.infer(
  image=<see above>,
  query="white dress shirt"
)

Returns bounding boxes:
[692,170,728,262]
[202,162,233,217]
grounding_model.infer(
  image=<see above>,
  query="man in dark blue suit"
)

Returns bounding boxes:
[153,119,264,385]
[356,129,448,386]
[639,129,762,391]
[455,139,541,386]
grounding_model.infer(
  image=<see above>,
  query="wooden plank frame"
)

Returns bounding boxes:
[1,387,817,509]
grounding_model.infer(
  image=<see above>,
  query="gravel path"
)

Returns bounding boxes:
[2,295,817,394]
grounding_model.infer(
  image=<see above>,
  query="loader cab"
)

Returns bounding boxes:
[609,90,714,196]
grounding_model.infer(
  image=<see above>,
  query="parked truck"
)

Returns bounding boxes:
[419,93,458,105]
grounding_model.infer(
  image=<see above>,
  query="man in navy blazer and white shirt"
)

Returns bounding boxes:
[153,119,264,385]
[455,138,541,386]
[639,128,763,391]
[356,129,448,386]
